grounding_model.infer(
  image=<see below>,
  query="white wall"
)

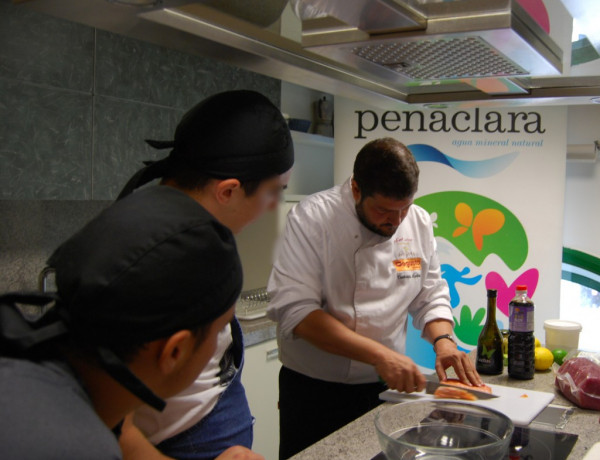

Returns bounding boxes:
[235,210,280,291]
[563,105,600,258]
[280,81,333,133]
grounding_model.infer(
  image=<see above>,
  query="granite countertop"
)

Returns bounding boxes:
[239,315,277,347]
[290,354,599,460]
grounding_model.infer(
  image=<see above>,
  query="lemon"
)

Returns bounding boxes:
[552,348,568,365]
[534,337,541,348]
[534,347,554,371]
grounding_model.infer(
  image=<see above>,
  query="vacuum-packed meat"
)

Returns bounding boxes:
[555,356,600,411]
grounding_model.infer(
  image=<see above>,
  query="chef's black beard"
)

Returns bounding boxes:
[355,202,397,238]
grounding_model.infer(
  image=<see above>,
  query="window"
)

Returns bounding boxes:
[561,248,600,352]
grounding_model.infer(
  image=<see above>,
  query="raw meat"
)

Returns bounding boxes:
[442,378,493,393]
[433,386,478,401]
[555,356,600,411]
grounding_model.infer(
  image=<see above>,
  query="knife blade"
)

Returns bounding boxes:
[424,377,498,400]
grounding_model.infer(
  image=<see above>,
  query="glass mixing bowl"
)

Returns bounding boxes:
[374,400,514,459]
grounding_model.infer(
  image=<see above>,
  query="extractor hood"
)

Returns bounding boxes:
[298,0,562,83]
[15,0,600,107]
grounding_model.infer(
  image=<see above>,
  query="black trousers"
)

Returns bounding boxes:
[278,366,386,460]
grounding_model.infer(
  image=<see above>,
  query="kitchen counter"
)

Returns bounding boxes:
[290,355,599,459]
[239,315,277,347]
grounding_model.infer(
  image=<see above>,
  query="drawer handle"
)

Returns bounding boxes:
[266,348,279,361]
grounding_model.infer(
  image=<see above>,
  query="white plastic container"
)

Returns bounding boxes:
[543,319,582,352]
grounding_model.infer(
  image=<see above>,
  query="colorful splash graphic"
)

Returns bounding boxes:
[486,269,539,317]
[416,192,528,270]
[453,304,487,346]
[406,190,536,369]
[408,144,518,178]
[442,264,482,309]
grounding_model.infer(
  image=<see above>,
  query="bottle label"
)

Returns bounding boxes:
[509,304,534,332]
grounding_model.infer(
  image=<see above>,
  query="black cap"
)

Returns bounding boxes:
[1,186,242,411]
[38,186,242,411]
[49,186,242,347]
[118,90,294,198]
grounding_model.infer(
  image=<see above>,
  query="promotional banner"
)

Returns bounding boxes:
[334,96,567,370]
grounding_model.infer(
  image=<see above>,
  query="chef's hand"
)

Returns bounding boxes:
[375,349,426,393]
[434,339,483,387]
[215,446,264,460]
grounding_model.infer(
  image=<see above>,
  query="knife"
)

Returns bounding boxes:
[424,375,498,400]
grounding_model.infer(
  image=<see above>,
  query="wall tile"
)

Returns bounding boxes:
[0,1,94,92]
[0,200,111,292]
[0,79,93,199]
[92,96,183,200]
[1,2,283,202]
[95,30,281,109]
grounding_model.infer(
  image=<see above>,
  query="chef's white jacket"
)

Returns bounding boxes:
[267,178,453,384]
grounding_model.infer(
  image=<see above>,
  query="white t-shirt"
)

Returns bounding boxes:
[133,324,233,444]
[267,178,453,384]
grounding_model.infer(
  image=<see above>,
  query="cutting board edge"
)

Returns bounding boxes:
[379,386,555,426]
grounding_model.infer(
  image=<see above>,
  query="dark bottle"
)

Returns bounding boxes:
[476,289,504,375]
[508,285,535,380]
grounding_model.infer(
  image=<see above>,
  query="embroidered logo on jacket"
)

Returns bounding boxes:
[392,257,421,278]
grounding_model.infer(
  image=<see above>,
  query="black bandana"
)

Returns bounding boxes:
[118,90,294,199]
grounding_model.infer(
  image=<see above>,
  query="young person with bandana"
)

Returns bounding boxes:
[0,179,259,459]
[114,90,294,460]
[267,138,483,459]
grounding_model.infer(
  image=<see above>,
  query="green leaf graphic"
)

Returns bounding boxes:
[415,191,528,270]
[454,305,486,346]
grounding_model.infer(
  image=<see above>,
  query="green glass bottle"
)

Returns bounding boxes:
[476,289,504,375]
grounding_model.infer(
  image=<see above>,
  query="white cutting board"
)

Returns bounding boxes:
[380,383,555,426]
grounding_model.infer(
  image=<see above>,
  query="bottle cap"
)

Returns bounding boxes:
[516,285,527,291]
[487,289,497,297]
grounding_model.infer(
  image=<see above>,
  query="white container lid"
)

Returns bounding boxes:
[543,319,582,331]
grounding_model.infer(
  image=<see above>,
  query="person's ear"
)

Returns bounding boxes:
[157,330,194,375]
[214,178,242,205]
[351,179,361,204]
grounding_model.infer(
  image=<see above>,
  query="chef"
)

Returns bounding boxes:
[267,137,483,459]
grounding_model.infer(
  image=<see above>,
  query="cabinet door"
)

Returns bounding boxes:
[242,339,281,460]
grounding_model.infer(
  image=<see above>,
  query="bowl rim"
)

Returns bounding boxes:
[374,400,515,453]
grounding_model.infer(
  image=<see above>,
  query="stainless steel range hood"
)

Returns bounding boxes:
[298,0,562,83]
[15,0,600,107]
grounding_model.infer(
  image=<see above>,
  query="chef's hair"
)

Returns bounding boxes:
[353,137,419,200]
[161,165,266,197]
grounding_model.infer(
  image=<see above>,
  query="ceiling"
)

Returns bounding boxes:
[15,0,600,109]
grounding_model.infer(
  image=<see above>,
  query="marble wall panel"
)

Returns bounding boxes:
[95,30,214,110]
[0,200,111,292]
[0,79,93,199]
[92,96,183,200]
[0,0,94,91]
[95,30,281,109]
[1,1,285,291]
